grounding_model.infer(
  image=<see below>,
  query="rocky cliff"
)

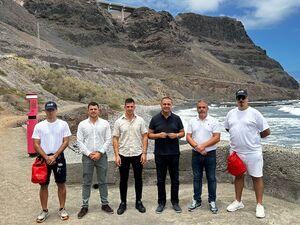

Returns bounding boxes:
[0,0,299,113]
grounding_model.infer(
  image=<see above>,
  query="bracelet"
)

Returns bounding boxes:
[142,152,147,154]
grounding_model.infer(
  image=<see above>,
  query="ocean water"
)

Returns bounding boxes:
[175,100,300,149]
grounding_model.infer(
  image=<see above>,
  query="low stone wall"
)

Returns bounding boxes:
[66,144,300,204]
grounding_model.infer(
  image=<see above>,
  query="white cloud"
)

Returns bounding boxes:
[236,0,300,29]
[115,0,224,13]
[185,0,225,12]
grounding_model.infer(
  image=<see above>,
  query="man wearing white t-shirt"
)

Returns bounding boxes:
[186,99,221,214]
[32,101,71,223]
[224,89,270,218]
[77,102,114,218]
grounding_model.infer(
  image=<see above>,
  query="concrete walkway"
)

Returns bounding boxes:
[0,127,299,225]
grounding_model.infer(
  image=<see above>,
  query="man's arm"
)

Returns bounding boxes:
[197,133,220,150]
[167,129,185,139]
[77,124,90,156]
[260,128,270,138]
[33,139,50,163]
[53,136,69,158]
[148,128,167,139]
[113,136,121,166]
[140,133,148,165]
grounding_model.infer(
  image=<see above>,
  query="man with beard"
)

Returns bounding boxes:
[186,99,221,213]
[225,89,270,218]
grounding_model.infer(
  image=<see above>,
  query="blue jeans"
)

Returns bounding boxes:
[192,150,217,203]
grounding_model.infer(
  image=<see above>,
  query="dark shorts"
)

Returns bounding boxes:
[40,153,67,185]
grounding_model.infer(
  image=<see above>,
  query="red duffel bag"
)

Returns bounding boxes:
[227,151,247,176]
[31,157,48,184]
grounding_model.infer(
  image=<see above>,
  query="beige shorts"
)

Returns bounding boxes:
[235,152,263,177]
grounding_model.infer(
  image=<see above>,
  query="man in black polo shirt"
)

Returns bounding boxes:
[148,97,185,214]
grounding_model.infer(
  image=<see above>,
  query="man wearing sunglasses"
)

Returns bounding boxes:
[224,89,270,219]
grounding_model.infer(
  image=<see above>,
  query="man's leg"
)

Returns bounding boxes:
[132,155,143,202]
[168,155,180,205]
[252,177,264,204]
[39,184,49,210]
[192,151,204,203]
[234,174,245,202]
[119,155,130,203]
[57,183,67,209]
[82,155,94,208]
[96,154,109,205]
[155,154,168,205]
[205,151,217,203]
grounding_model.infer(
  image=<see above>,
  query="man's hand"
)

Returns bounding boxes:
[114,155,121,167]
[89,151,102,161]
[159,132,168,138]
[46,155,56,165]
[195,144,207,155]
[167,133,178,139]
[140,153,147,165]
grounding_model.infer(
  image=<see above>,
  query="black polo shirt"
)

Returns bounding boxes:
[149,112,184,155]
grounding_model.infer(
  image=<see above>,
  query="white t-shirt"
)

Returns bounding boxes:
[32,119,72,154]
[187,115,221,152]
[224,107,269,154]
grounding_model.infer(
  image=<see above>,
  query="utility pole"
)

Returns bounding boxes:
[35,10,40,49]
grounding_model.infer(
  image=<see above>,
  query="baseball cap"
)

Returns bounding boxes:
[235,89,247,99]
[45,101,57,111]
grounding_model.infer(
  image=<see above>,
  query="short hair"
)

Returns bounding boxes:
[88,101,99,108]
[125,98,135,105]
[197,99,208,106]
[161,96,173,103]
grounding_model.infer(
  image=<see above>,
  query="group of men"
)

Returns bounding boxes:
[32,89,270,223]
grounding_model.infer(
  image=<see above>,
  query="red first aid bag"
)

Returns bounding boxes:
[31,157,48,184]
[227,151,247,176]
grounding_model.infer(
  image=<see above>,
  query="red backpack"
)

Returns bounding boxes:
[227,151,247,176]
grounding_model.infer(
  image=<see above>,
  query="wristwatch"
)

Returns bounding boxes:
[176,133,179,138]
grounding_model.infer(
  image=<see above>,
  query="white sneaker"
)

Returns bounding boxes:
[256,204,265,218]
[58,208,69,221]
[227,200,244,212]
[36,210,49,223]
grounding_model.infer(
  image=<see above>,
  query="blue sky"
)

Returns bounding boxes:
[106,0,300,82]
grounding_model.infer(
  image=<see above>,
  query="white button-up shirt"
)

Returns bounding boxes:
[187,115,221,152]
[77,117,111,156]
[113,114,147,157]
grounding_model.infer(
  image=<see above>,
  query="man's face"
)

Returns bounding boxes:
[236,95,249,109]
[160,98,172,113]
[197,101,208,119]
[88,105,100,118]
[124,102,135,115]
[45,109,57,119]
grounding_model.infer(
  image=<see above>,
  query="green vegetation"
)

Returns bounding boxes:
[17,60,122,110]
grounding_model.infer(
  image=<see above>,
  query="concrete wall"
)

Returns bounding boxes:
[66,144,300,204]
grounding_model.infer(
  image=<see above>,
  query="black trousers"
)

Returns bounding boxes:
[119,154,143,203]
[155,154,180,205]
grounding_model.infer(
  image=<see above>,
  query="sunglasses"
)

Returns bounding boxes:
[236,96,246,101]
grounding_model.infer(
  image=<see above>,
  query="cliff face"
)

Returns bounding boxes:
[176,13,299,89]
[0,0,299,111]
